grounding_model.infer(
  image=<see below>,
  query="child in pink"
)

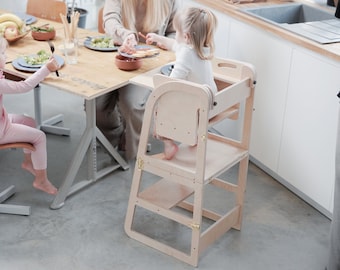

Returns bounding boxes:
[0,36,60,195]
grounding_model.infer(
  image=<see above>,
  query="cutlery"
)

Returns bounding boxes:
[47,40,59,77]
[138,32,147,40]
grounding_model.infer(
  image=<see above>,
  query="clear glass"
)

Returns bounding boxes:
[64,38,78,64]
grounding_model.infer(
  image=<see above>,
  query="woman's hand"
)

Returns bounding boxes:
[45,56,60,72]
[119,33,137,54]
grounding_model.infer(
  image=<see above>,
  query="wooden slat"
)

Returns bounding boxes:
[138,179,194,209]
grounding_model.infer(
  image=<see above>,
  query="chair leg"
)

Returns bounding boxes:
[0,185,31,216]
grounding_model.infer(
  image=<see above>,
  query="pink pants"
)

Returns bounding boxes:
[0,114,47,170]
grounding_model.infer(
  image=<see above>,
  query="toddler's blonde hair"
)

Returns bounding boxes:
[174,7,217,60]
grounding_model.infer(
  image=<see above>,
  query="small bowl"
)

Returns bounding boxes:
[115,55,142,71]
[31,26,56,41]
[5,30,30,43]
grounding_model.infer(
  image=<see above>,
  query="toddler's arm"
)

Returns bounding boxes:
[145,33,175,51]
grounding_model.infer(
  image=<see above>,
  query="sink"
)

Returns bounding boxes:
[241,3,340,44]
[241,3,334,24]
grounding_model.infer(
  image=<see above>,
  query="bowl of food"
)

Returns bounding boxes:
[31,25,56,41]
[115,54,142,71]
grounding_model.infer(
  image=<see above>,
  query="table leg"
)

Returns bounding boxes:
[50,98,129,210]
[34,85,71,136]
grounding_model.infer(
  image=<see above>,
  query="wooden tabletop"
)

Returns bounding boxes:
[4,17,175,100]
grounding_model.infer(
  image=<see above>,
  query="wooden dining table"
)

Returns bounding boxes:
[3,14,175,209]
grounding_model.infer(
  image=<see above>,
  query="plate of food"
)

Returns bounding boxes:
[84,36,119,52]
[119,45,160,59]
[13,51,64,72]
[16,50,51,68]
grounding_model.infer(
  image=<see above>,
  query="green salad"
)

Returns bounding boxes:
[90,37,116,48]
[24,50,51,65]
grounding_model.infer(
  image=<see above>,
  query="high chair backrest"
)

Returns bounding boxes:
[26,0,67,23]
[153,75,213,146]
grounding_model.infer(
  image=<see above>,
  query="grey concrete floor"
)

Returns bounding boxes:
[0,1,332,269]
[0,77,332,270]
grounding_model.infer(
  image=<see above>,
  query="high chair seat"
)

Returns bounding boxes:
[124,57,256,266]
[0,142,35,216]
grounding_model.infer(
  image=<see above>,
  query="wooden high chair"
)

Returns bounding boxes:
[124,58,256,266]
[0,143,35,216]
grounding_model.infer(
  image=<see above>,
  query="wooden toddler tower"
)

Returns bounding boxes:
[124,58,256,266]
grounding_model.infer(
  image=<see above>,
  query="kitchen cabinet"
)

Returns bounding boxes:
[190,0,339,216]
[278,48,339,213]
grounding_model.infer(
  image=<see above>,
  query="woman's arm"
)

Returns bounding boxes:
[103,0,135,45]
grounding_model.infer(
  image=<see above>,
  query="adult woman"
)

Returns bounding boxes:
[97,0,180,160]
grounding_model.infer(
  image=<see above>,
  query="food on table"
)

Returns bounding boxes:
[0,13,27,41]
[23,50,51,65]
[31,25,56,41]
[90,36,116,48]
[131,48,160,58]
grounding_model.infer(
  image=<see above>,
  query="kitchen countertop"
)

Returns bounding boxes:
[195,0,340,62]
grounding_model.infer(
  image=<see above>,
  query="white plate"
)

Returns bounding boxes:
[119,45,160,59]
[84,36,118,52]
[15,12,37,25]
[12,54,64,73]
[17,55,45,68]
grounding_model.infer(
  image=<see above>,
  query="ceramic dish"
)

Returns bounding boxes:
[12,54,64,72]
[31,28,56,41]
[84,36,118,52]
[119,45,160,59]
[5,30,30,43]
[14,12,37,25]
[160,64,174,76]
[115,54,142,71]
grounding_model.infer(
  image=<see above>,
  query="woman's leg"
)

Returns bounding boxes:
[118,84,151,160]
[95,91,124,147]
[0,114,57,195]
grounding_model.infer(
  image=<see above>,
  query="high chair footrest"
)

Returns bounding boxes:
[138,179,194,209]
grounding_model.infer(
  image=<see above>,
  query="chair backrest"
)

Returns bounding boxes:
[152,75,212,146]
[98,7,104,33]
[26,0,67,22]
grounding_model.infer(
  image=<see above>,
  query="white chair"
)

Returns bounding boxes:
[124,58,256,266]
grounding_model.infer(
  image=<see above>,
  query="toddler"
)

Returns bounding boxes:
[145,6,218,159]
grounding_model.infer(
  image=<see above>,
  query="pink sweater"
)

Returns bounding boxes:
[0,66,50,137]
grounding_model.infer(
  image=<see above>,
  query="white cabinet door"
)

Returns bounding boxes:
[278,48,340,212]
[228,19,292,173]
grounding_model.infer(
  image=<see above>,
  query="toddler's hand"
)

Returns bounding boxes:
[145,33,167,50]
[45,56,60,72]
